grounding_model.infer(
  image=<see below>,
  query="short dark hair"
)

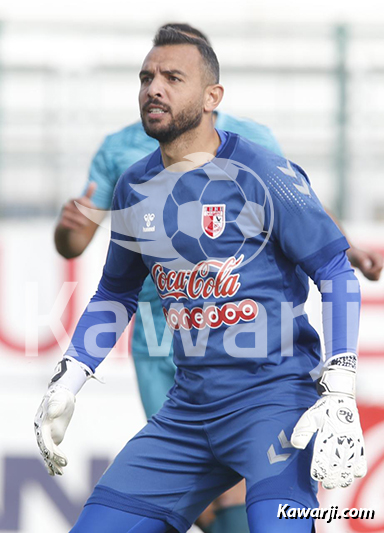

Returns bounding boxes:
[153,27,220,84]
[159,23,211,46]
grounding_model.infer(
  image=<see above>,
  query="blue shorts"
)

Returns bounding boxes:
[87,403,318,533]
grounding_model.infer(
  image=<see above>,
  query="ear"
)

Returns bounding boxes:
[204,84,224,113]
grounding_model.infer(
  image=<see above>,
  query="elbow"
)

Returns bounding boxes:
[56,247,80,260]
[54,227,84,259]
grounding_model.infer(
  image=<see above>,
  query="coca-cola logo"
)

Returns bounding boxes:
[152,255,244,301]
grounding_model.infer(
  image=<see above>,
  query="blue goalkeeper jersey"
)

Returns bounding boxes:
[70,131,350,420]
[86,113,283,356]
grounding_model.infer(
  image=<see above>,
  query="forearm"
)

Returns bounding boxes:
[312,252,360,360]
[65,278,141,371]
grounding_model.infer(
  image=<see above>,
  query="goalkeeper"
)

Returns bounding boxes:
[35,26,368,532]
[53,22,286,533]
[49,21,376,533]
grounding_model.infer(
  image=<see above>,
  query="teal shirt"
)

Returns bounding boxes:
[86,112,283,356]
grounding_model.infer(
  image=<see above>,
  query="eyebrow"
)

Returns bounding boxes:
[162,69,187,78]
[139,69,187,79]
[139,70,152,79]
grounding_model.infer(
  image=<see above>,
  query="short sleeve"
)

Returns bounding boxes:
[84,139,117,210]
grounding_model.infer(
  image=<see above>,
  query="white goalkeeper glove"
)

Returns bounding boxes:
[291,354,367,489]
[34,357,92,476]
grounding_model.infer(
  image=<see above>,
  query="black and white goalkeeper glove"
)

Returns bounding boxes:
[291,354,367,489]
[34,357,92,476]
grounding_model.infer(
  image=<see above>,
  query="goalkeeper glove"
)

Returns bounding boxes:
[34,357,92,476]
[291,354,367,489]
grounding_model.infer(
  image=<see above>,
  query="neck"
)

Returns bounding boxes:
[159,114,220,171]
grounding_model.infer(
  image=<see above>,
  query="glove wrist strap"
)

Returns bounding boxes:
[49,357,92,396]
[317,353,357,399]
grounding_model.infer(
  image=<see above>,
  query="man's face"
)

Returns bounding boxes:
[139,44,207,143]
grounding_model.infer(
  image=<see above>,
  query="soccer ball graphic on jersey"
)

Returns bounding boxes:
[163,158,271,266]
[75,154,274,271]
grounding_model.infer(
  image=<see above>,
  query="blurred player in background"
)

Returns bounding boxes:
[52,23,381,533]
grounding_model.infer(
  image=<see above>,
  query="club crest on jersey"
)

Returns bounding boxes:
[202,204,225,239]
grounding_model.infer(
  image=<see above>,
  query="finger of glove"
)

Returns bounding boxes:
[310,454,329,483]
[291,410,319,449]
[321,469,353,489]
[39,421,69,469]
[39,419,57,458]
[310,445,330,483]
[41,442,66,475]
[45,462,55,476]
[322,479,338,490]
[42,423,68,468]
[339,473,354,488]
[354,438,367,478]
[51,442,68,468]
[44,457,63,476]
[354,456,367,478]
[36,434,64,477]
[35,419,54,463]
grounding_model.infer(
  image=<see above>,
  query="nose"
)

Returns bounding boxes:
[147,75,164,99]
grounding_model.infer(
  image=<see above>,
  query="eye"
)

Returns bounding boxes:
[140,76,152,85]
[169,75,181,82]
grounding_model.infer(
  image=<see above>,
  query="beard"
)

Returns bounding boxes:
[141,103,203,144]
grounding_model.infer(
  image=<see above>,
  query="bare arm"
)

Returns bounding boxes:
[54,183,107,259]
[325,208,383,281]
